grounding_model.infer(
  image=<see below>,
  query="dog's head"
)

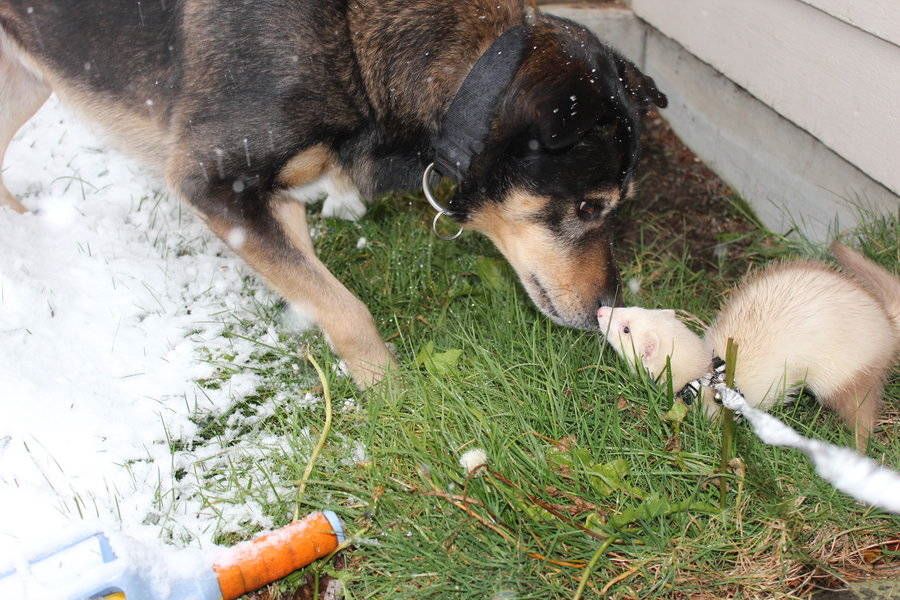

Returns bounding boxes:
[455,16,666,330]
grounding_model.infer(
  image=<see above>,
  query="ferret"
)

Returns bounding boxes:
[597,243,900,449]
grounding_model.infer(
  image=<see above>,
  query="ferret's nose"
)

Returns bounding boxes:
[597,307,608,320]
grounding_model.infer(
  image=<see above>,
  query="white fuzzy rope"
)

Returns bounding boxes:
[717,386,900,514]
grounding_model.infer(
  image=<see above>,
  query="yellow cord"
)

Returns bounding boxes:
[294,352,334,520]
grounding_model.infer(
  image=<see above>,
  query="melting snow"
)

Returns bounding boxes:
[0,97,287,560]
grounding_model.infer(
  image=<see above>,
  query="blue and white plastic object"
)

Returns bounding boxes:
[0,511,345,600]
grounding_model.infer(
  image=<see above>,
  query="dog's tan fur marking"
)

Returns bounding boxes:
[48,78,172,169]
[586,188,620,205]
[1,21,172,176]
[586,187,622,219]
[466,191,552,265]
[625,180,637,200]
[467,189,612,324]
[277,145,335,188]
[206,195,395,388]
[0,29,50,212]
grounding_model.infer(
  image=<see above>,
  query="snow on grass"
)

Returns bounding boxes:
[0,97,293,558]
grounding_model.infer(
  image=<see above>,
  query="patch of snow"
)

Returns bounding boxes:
[627,277,641,296]
[323,578,344,600]
[0,97,285,553]
[286,178,329,205]
[226,226,247,249]
[334,360,350,378]
[287,174,366,222]
[279,303,316,333]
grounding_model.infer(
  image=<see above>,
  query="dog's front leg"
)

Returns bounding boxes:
[169,166,395,388]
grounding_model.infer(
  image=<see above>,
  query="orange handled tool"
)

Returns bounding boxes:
[214,511,345,600]
[3,512,345,600]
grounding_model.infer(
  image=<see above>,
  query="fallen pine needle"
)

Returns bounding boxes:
[599,563,642,595]
[488,469,607,541]
[573,536,617,600]
[420,476,585,569]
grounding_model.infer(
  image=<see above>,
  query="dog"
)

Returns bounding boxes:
[0,1,666,388]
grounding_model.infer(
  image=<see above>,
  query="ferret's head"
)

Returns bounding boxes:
[596,306,706,385]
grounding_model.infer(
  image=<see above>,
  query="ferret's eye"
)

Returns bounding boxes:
[623,326,630,334]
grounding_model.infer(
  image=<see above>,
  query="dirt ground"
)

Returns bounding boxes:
[615,110,759,270]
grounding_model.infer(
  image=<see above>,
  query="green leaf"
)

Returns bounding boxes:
[609,494,671,528]
[546,447,574,470]
[415,341,463,375]
[548,447,644,497]
[587,458,632,497]
[514,498,554,523]
[663,398,689,424]
[584,512,613,537]
[473,256,507,291]
[609,494,718,529]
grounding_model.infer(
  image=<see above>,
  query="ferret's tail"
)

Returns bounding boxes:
[831,242,900,333]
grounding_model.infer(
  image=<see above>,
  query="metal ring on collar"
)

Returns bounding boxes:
[422,162,463,241]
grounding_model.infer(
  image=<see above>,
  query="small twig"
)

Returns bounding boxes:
[420,476,585,568]
[391,477,486,507]
[572,536,617,600]
[731,457,746,534]
[488,470,607,541]
[599,563,642,595]
[295,351,334,519]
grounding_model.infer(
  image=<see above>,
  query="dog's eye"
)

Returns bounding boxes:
[623,326,630,334]
[576,200,602,220]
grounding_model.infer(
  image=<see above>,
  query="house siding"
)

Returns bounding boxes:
[632,0,900,197]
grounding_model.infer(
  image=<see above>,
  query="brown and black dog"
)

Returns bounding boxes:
[0,1,666,387]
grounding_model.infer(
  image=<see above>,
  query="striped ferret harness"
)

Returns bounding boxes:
[676,356,735,405]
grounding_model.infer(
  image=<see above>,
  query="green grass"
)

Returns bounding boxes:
[182,196,898,599]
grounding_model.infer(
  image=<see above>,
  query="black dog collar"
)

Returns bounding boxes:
[431,25,529,186]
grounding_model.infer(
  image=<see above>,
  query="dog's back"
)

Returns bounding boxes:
[1,1,184,167]
[0,1,363,168]
[1,1,177,93]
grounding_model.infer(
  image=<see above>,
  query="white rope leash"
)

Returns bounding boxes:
[716,385,900,514]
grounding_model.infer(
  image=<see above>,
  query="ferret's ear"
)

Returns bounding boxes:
[641,331,660,362]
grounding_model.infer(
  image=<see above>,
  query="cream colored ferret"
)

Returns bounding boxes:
[597,243,899,448]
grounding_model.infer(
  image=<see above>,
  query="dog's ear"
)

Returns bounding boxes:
[613,54,667,111]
